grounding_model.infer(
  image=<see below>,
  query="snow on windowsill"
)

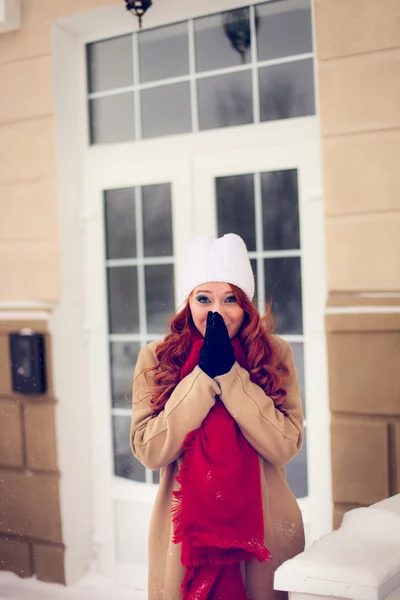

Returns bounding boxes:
[275,494,400,600]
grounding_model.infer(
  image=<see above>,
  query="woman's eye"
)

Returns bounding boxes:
[225,295,237,303]
[196,295,210,304]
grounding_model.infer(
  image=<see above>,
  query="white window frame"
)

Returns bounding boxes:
[52,0,330,588]
[82,125,330,587]
[192,136,331,544]
[86,5,314,144]
[83,157,194,587]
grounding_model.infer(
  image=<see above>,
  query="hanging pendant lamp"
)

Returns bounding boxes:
[125,0,153,29]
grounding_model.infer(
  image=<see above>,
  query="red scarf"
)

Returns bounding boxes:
[172,335,271,600]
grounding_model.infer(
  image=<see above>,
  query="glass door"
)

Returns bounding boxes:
[83,137,329,588]
[83,154,193,588]
[193,140,330,545]
[106,182,176,486]
[77,0,326,589]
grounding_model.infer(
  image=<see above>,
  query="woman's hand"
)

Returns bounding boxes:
[199,312,235,378]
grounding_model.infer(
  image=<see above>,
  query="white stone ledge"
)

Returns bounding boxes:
[275,494,400,600]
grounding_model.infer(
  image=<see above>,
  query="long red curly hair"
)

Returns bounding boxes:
[146,285,289,414]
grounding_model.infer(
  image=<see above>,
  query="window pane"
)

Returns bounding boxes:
[262,170,300,251]
[142,184,173,257]
[250,258,258,307]
[141,82,191,139]
[87,35,133,93]
[194,8,251,72]
[139,22,189,83]
[256,0,313,61]
[104,188,136,260]
[107,266,139,334]
[198,71,253,131]
[89,92,134,144]
[259,59,315,122]
[110,342,140,409]
[145,264,175,334]
[290,342,306,417]
[286,429,308,498]
[113,416,145,482]
[264,257,302,334]
[216,174,256,252]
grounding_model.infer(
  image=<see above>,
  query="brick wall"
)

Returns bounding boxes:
[326,306,400,527]
[0,319,64,582]
[314,0,400,526]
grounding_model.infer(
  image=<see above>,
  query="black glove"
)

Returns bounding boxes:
[199,312,235,378]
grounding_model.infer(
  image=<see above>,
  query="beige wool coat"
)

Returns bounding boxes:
[131,335,305,600]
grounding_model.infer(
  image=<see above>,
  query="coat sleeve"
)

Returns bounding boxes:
[130,344,220,470]
[214,339,303,465]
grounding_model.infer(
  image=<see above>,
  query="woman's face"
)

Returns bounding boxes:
[189,282,245,339]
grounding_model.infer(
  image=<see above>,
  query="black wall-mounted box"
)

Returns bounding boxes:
[9,331,47,395]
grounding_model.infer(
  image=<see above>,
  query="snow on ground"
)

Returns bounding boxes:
[2,569,400,600]
[0,571,147,600]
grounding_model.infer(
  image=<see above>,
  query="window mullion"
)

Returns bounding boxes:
[250,4,260,124]
[135,186,147,338]
[254,172,265,311]
[188,19,199,133]
[132,32,142,141]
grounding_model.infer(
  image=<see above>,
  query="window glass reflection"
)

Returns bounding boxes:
[113,416,146,481]
[104,188,136,260]
[262,170,300,251]
[259,59,315,122]
[107,266,139,334]
[290,342,306,417]
[110,342,141,409]
[139,22,189,83]
[141,82,192,139]
[145,264,175,334]
[87,35,133,93]
[216,174,256,251]
[257,0,312,61]
[286,429,308,498]
[89,93,135,144]
[194,8,252,72]
[264,257,303,334]
[142,184,173,257]
[250,259,258,307]
[198,71,253,131]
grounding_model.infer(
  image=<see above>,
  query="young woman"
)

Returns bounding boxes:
[131,234,304,600]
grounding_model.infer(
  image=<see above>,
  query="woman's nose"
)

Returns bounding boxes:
[215,305,226,319]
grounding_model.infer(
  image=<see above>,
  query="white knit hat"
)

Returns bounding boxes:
[180,234,255,302]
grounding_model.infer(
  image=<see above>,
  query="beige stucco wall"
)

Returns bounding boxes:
[0,0,120,302]
[0,0,119,584]
[314,0,400,529]
[315,0,400,292]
